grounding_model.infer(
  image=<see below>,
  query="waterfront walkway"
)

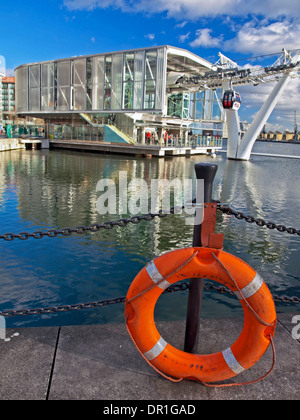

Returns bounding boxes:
[0,312,298,400]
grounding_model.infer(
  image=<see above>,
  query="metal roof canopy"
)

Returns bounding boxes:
[15,45,213,71]
[166,46,213,74]
[165,46,213,92]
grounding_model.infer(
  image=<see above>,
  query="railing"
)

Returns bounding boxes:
[143,135,223,148]
[0,125,45,139]
[49,125,104,142]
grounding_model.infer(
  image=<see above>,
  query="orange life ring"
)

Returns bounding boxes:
[125,247,277,384]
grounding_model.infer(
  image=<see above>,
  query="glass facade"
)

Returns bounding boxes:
[190,89,223,121]
[15,47,167,114]
[168,93,190,119]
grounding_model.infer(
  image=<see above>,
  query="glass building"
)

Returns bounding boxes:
[15,45,224,144]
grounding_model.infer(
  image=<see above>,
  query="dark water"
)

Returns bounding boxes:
[0,144,299,327]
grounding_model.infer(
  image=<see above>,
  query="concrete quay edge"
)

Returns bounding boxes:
[0,312,299,400]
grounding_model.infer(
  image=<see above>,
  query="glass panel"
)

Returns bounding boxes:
[93,83,104,110]
[16,89,28,112]
[15,67,28,92]
[105,56,112,82]
[124,53,134,81]
[104,56,112,110]
[53,62,58,109]
[144,51,157,109]
[123,81,134,109]
[74,85,86,110]
[29,65,40,88]
[195,96,204,119]
[168,93,183,117]
[29,88,40,111]
[134,51,144,82]
[93,56,104,110]
[123,53,134,109]
[57,86,70,110]
[86,57,93,110]
[134,81,143,109]
[57,61,70,86]
[57,61,70,110]
[41,63,54,88]
[134,51,144,109]
[111,53,122,110]
[145,51,157,80]
[104,86,111,109]
[41,87,54,111]
[155,48,165,110]
[144,80,156,109]
[73,59,86,86]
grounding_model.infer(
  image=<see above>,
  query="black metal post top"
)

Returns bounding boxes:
[194,163,218,203]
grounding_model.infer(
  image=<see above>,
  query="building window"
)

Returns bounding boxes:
[29,65,41,111]
[71,59,86,110]
[134,51,144,110]
[41,63,54,111]
[111,53,123,110]
[123,53,134,109]
[86,57,93,110]
[93,56,104,110]
[15,67,28,112]
[168,93,190,119]
[57,61,70,111]
[144,51,157,109]
[104,56,112,110]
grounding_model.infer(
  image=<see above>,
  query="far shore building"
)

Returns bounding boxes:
[15,45,224,144]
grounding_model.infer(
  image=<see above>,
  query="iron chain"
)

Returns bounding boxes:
[0,207,185,242]
[0,281,190,317]
[218,205,300,236]
[0,281,298,318]
[1,203,299,241]
[0,203,299,317]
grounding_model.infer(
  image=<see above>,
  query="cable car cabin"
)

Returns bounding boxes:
[222,90,241,110]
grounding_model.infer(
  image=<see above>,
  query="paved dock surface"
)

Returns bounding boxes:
[0,313,299,400]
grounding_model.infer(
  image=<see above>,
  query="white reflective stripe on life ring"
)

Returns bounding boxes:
[143,336,168,361]
[222,347,245,375]
[146,261,171,290]
[235,272,264,300]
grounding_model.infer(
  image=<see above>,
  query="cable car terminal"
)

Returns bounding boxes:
[14,46,300,161]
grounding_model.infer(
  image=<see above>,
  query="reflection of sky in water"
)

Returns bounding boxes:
[0,148,299,327]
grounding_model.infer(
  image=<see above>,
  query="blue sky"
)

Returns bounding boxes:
[1,0,300,130]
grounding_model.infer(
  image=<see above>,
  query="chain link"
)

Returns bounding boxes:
[0,203,299,316]
[0,281,298,318]
[0,206,185,242]
[1,203,299,241]
[218,205,300,236]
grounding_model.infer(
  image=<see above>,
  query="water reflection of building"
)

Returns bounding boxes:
[15,46,224,144]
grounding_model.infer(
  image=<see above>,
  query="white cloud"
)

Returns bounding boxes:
[175,21,188,29]
[225,19,300,55]
[63,0,126,11]
[190,28,222,48]
[179,32,191,43]
[63,0,300,56]
[145,33,155,40]
[63,0,300,19]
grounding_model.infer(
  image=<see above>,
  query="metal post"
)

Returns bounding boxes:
[184,163,218,354]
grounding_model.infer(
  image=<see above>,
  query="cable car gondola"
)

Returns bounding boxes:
[222,90,241,110]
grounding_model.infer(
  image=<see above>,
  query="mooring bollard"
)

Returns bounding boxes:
[184,163,219,354]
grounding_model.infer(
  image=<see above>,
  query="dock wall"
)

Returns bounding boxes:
[50,139,219,157]
[0,138,24,152]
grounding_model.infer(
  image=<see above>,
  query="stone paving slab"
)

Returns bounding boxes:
[0,313,299,400]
